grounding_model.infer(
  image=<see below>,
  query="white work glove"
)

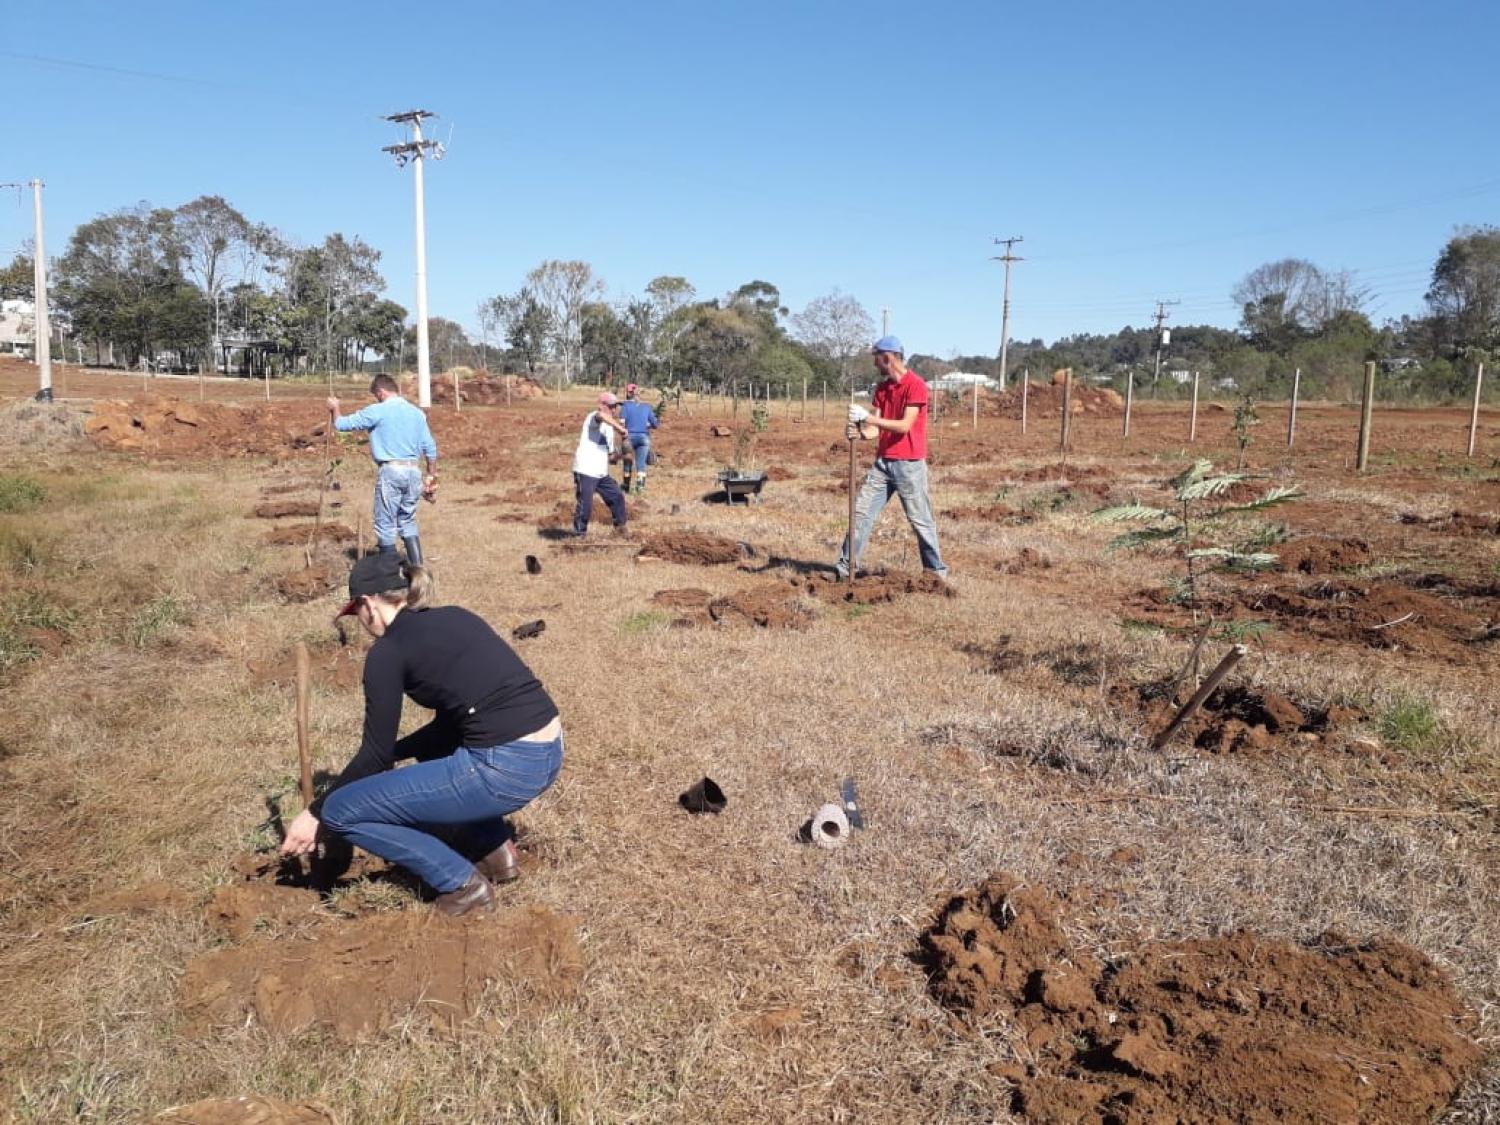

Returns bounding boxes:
[848,404,870,424]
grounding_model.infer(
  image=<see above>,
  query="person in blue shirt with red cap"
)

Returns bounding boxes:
[327,374,438,566]
[836,336,949,582]
[618,383,660,495]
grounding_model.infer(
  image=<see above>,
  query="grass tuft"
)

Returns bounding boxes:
[1378,695,1443,753]
[0,473,46,513]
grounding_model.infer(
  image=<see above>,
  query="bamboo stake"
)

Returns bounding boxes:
[295,642,313,808]
[1189,371,1200,443]
[1151,644,1247,750]
[1467,362,1484,457]
[1287,366,1300,447]
[1356,360,1375,472]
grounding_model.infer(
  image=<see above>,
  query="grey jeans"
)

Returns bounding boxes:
[837,457,946,577]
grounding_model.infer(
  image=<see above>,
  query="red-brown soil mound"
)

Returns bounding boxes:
[1400,509,1500,537]
[262,521,354,546]
[920,873,1481,1124]
[793,569,956,605]
[252,500,321,519]
[707,584,811,629]
[272,563,340,603]
[976,381,1125,420]
[1275,536,1372,574]
[247,636,367,691]
[637,532,750,565]
[940,504,1034,524]
[428,371,547,406]
[651,588,713,608]
[1129,683,1362,755]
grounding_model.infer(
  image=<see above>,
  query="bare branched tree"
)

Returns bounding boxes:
[791,290,875,391]
[526,259,604,384]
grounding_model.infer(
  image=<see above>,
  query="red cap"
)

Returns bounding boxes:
[598,392,619,407]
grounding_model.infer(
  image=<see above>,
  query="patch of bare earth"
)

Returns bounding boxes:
[920,873,1482,1124]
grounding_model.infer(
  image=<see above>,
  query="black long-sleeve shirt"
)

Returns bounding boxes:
[311,605,559,815]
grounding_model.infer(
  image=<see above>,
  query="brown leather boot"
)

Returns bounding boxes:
[434,870,495,917]
[475,839,521,884]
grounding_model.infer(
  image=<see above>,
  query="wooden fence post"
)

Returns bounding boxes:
[1020,368,1029,434]
[1059,368,1073,453]
[1468,362,1485,457]
[1122,370,1134,438]
[801,377,807,422]
[1356,360,1376,472]
[971,378,979,429]
[1287,366,1300,447]
[1189,371,1200,443]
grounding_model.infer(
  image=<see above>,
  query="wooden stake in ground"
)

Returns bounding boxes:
[454,366,462,413]
[801,377,807,422]
[1468,362,1484,457]
[1287,366,1300,447]
[846,435,857,587]
[264,363,271,401]
[1356,360,1376,472]
[1059,368,1073,454]
[1020,368,1028,434]
[1122,370,1134,438]
[971,377,979,430]
[1189,370,1200,443]
[821,381,827,421]
[1151,643,1247,750]
[295,642,313,808]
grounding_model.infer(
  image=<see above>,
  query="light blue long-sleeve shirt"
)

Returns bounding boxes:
[334,396,438,464]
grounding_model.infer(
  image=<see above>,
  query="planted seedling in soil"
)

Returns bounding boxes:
[1092,458,1300,627]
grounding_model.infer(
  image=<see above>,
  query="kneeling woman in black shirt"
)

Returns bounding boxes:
[281,553,562,916]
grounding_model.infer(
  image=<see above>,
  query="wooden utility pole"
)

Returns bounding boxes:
[991,235,1024,392]
[1059,368,1073,453]
[1467,362,1485,457]
[1356,361,1376,471]
[1189,371,1200,443]
[1287,367,1301,447]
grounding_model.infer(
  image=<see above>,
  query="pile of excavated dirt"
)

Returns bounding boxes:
[919,873,1481,1124]
[791,569,956,605]
[262,521,355,547]
[1400,509,1500,537]
[1275,536,1372,574]
[252,499,322,519]
[1254,578,1493,660]
[427,371,547,406]
[85,396,325,457]
[707,584,812,629]
[180,905,582,1042]
[1128,683,1363,755]
[537,496,629,531]
[978,378,1125,420]
[272,563,340,603]
[940,503,1034,524]
[154,1094,337,1124]
[636,531,751,565]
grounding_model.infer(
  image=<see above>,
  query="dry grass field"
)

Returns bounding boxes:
[0,358,1496,1123]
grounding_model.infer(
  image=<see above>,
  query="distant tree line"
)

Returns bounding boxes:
[915,227,1500,404]
[5,196,1495,401]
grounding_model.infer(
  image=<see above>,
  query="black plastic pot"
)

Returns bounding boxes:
[679,776,727,815]
[716,469,768,505]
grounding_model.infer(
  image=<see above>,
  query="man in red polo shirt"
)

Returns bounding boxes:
[835,336,948,581]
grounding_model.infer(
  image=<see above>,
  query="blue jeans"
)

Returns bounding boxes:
[320,734,563,893]
[837,457,946,577]
[373,464,422,548]
[629,434,651,473]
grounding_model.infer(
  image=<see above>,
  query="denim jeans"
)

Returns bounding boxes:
[573,472,627,535]
[836,457,946,577]
[319,734,563,893]
[373,464,423,548]
[629,434,651,473]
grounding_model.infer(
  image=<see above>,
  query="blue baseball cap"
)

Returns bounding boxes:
[872,335,904,355]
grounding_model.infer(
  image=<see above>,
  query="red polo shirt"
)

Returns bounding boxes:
[872,370,930,460]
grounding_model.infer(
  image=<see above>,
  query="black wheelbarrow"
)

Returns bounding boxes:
[716,469,768,505]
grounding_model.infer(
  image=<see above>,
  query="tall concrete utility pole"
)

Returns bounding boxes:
[30,180,51,401]
[881,307,891,337]
[382,110,445,409]
[991,236,1023,392]
[1150,298,1179,397]
[2,180,51,400]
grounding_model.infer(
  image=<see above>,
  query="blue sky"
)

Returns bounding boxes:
[6,0,1498,356]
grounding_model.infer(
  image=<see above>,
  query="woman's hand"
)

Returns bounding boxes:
[280,808,321,857]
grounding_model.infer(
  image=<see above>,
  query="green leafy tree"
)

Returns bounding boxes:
[1425,225,1500,357]
[645,275,696,381]
[489,289,553,376]
[0,253,33,300]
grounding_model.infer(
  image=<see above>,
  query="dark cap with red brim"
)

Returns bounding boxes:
[335,553,409,618]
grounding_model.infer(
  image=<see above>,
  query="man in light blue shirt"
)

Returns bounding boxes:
[327,374,438,565]
[618,383,659,495]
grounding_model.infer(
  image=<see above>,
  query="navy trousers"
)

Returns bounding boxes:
[573,471,627,535]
